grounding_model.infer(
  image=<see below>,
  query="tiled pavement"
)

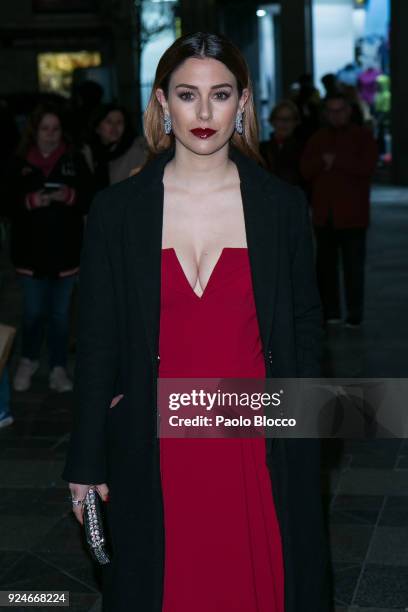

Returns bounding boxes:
[321,186,408,611]
[0,186,407,612]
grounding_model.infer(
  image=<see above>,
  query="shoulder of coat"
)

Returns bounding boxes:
[259,173,309,246]
[90,177,135,221]
[261,165,304,207]
[91,166,159,231]
[234,149,306,224]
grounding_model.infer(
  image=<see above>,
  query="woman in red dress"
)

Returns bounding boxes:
[159,248,284,611]
[65,32,331,612]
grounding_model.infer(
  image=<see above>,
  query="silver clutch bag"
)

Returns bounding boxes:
[83,487,111,565]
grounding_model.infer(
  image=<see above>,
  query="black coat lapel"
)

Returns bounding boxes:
[231,147,280,352]
[124,150,171,364]
[126,145,279,364]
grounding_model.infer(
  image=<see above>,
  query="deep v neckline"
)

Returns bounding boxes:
[162,247,247,300]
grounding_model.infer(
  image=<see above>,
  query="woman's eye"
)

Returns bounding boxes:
[179,92,194,101]
[178,91,230,101]
[214,91,230,100]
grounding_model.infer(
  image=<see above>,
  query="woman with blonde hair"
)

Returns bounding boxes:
[63,32,331,612]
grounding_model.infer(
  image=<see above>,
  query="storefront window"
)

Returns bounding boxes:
[138,0,181,113]
[37,51,102,97]
[256,4,281,141]
[312,0,391,162]
[218,1,281,142]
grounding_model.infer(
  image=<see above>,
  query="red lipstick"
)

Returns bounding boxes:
[190,128,217,139]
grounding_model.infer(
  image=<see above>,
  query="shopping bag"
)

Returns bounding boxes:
[0,323,16,378]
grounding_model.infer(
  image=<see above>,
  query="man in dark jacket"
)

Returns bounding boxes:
[301,93,378,327]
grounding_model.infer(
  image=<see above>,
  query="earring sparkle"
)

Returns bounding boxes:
[235,110,244,135]
[164,113,172,135]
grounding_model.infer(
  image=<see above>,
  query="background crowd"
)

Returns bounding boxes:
[0,68,379,429]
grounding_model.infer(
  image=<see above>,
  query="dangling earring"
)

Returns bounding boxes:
[164,112,172,135]
[235,110,244,135]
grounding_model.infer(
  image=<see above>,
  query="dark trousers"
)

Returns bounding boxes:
[314,222,367,322]
[20,276,77,368]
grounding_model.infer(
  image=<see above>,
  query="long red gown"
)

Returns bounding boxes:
[158,247,285,612]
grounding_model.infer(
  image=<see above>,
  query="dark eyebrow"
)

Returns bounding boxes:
[175,83,233,90]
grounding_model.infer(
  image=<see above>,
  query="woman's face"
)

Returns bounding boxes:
[96,110,125,146]
[36,113,63,154]
[156,57,249,155]
[271,108,298,139]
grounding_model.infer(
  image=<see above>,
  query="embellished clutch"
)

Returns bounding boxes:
[83,487,111,565]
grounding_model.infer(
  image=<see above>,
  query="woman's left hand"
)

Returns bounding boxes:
[69,482,110,525]
[51,185,70,202]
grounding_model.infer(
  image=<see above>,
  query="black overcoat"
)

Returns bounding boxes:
[5,150,93,276]
[62,145,332,612]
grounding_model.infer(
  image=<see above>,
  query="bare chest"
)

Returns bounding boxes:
[161,185,247,298]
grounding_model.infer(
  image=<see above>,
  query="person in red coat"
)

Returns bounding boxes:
[301,93,378,327]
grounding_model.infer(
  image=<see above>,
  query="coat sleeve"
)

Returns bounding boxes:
[300,134,325,182]
[62,193,118,484]
[287,192,332,610]
[291,189,323,377]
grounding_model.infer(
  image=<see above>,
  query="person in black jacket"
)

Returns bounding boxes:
[64,32,331,612]
[6,104,93,392]
[260,99,304,187]
[82,104,147,190]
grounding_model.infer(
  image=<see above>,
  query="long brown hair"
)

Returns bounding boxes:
[143,31,263,165]
[17,104,66,159]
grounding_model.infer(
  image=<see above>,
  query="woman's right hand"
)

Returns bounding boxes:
[69,482,110,525]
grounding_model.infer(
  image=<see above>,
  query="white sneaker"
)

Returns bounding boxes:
[0,415,14,429]
[49,367,73,392]
[13,358,39,392]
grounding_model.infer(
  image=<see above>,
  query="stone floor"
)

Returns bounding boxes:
[0,185,407,612]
